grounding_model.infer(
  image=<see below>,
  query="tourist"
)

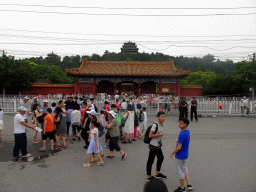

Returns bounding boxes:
[58,100,68,139]
[31,97,39,112]
[66,105,73,138]
[83,119,104,168]
[142,107,148,135]
[143,178,168,192]
[87,109,104,161]
[20,96,30,124]
[51,102,56,115]
[164,95,169,113]
[190,97,198,122]
[122,104,134,144]
[99,110,105,126]
[121,99,128,115]
[71,105,81,141]
[74,97,79,108]
[241,96,249,117]
[40,100,49,134]
[32,104,42,144]
[65,97,75,110]
[170,117,193,192]
[133,104,143,141]
[0,106,4,139]
[105,110,127,160]
[103,101,111,122]
[54,107,67,149]
[13,106,35,160]
[39,108,55,152]
[78,98,83,110]
[146,111,167,181]
[141,97,148,108]
[82,105,90,148]
[115,99,120,112]
[136,104,143,139]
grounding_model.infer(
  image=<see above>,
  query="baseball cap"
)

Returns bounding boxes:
[33,97,37,99]
[86,109,97,116]
[18,106,28,111]
[107,110,116,118]
[24,97,29,100]
[243,96,246,98]
[44,100,48,102]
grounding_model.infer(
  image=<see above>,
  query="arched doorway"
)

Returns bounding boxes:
[97,81,114,95]
[141,81,157,94]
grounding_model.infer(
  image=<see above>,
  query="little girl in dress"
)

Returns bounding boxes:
[83,119,104,168]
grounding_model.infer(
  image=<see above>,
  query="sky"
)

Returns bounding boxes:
[0,0,256,63]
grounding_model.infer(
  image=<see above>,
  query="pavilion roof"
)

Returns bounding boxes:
[65,58,190,77]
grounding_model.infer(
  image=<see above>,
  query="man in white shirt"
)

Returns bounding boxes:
[20,97,30,124]
[241,96,249,116]
[71,105,82,140]
[13,106,35,160]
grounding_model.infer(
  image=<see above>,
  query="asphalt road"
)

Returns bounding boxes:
[0,113,256,192]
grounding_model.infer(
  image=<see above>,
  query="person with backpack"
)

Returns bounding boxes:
[136,104,145,139]
[32,104,42,144]
[90,98,98,113]
[145,111,167,181]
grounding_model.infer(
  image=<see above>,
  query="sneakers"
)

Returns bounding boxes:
[122,141,127,144]
[132,138,136,141]
[121,153,127,161]
[155,173,167,179]
[22,153,32,158]
[104,145,109,148]
[78,136,81,141]
[39,148,46,152]
[187,184,193,190]
[174,186,186,192]
[83,145,88,148]
[146,176,155,182]
[54,145,60,149]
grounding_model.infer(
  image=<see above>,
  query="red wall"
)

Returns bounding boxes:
[21,87,74,95]
[180,89,203,96]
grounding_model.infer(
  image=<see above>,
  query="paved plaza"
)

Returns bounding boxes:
[0,113,256,192]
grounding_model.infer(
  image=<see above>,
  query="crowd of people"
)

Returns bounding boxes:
[9,94,196,192]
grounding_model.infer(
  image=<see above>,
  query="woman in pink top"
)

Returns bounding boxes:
[115,99,120,111]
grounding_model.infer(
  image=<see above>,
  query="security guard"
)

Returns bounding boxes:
[191,97,198,121]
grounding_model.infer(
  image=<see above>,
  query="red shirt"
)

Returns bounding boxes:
[80,108,86,122]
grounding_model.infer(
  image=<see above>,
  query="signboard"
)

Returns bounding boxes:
[162,88,169,93]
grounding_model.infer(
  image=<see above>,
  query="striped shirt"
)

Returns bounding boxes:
[71,110,81,126]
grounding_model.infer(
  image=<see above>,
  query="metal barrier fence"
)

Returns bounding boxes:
[0,95,255,115]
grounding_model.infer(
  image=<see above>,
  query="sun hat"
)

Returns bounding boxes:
[33,97,37,99]
[86,109,97,116]
[43,100,48,102]
[18,106,28,111]
[24,97,29,100]
[107,110,116,118]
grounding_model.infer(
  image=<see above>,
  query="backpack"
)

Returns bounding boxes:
[134,112,139,127]
[138,109,144,122]
[37,114,45,124]
[115,112,121,126]
[144,123,158,144]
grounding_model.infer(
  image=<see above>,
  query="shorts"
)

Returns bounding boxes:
[42,131,55,140]
[122,109,127,112]
[109,136,121,152]
[175,158,188,179]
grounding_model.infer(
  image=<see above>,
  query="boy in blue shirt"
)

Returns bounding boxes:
[170,117,193,192]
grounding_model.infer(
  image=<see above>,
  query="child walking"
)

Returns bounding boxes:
[170,117,193,192]
[83,119,104,168]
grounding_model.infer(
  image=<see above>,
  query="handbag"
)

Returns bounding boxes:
[120,112,129,128]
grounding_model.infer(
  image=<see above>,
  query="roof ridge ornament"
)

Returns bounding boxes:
[80,58,88,69]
